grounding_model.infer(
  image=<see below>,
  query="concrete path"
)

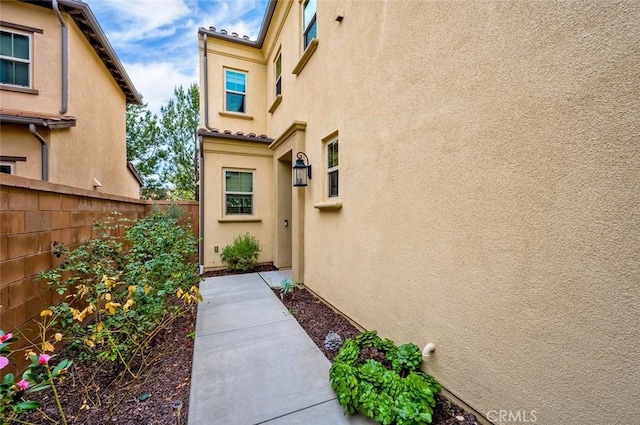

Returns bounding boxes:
[188,272,375,425]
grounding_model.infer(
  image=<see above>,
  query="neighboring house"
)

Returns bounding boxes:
[198,1,638,424]
[0,0,143,198]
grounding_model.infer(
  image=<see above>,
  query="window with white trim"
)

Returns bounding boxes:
[0,162,15,174]
[224,69,247,113]
[303,0,317,50]
[225,170,253,214]
[274,53,282,96]
[327,139,338,197]
[0,29,31,87]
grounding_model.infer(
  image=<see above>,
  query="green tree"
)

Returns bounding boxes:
[125,102,167,199]
[160,84,200,201]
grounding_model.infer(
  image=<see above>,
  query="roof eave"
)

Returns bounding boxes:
[198,0,277,49]
[0,114,77,129]
[21,0,142,105]
[198,128,273,144]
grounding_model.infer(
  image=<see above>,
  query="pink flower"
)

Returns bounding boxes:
[37,353,51,365]
[0,333,12,343]
[0,356,8,370]
[16,380,29,391]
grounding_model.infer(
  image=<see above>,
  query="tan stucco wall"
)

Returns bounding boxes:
[0,2,62,112]
[201,138,274,269]
[200,39,268,134]
[0,1,140,199]
[201,1,640,423]
[0,125,43,179]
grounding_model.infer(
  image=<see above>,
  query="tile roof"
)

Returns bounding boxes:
[197,127,272,143]
[0,108,77,129]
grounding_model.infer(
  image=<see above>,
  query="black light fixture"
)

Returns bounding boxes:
[292,152,311,187]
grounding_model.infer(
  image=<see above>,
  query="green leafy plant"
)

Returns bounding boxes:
[278,279,297,300]
[220,233,261,272]
[38,210,202,376]
[1,320,72,425]
[329,330,441,425]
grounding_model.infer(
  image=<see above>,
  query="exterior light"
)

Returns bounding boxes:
[293,152,311,187]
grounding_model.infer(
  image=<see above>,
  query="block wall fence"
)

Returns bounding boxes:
[0,174,199,339]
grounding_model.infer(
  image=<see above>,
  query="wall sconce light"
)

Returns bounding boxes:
[292,152,311,187]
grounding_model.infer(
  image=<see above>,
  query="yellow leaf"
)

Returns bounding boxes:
[123,299,135,312]
[85,339,95,348]
[43,341,55,353]
[76,308,89,322]
[176,288,184,298]
[104,293,112,301]
[54,333,63,342]
[87,304,95,314]
[24,350,36,359]
[40,309,53,317]
[97,322,104,332]
[144,285,150,295]
[128,285,137,294]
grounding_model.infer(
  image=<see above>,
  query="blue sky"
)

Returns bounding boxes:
[84,0,269,114]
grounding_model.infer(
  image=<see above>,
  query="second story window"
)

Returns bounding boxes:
[225,69,246,113]
[0,30,31,87]
[303,0,317,50]
[274,53,282,96]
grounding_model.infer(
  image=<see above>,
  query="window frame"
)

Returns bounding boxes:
[0,28,32,88]
[274,52,282,97]
[302,0,317,50]
[0,162,15,175]
[326,138,339,198]
[224,169,254,215]
[224,68,247,114]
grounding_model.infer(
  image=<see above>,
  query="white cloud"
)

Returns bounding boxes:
[83,0,268,113]
[124,62,197,114]
[86,0,191,43]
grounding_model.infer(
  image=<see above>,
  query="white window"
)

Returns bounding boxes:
[225,170,253,214]
[224,69,247,113]
[0,29,31,87]
[0,162,15,174]
[303,0,317,50]
[274,53,282,96]
[327,139,338,197]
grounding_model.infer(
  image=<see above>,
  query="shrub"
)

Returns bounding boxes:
[329,330,441,425]
[220,233,261,272]
[38,210,202,373]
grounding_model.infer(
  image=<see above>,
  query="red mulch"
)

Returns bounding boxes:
[275,286,481,425]
[17,266,480,425]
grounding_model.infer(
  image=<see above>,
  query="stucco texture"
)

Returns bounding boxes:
[200,1,640,423]
[201,139,275,269]
[0,2,139,198]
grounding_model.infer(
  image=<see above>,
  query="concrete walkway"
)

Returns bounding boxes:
[188,271,375,425]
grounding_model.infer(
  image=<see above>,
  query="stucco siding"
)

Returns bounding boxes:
[0,1,140,199]
[200,1,640,423]
[299,1,639,423]
[202,139,275,269]
[0,2,61,112]
[0,126,43,179]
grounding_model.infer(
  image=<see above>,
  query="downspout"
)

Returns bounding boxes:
[198,134,204,274]
[28,124,49,181]
[52,0,68,114]
[202,34,211,129]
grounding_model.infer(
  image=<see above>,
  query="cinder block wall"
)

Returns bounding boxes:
[0,175,199,338]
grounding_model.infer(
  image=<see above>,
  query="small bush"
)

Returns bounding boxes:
[220,233,261,272]
[38,210,202,372]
